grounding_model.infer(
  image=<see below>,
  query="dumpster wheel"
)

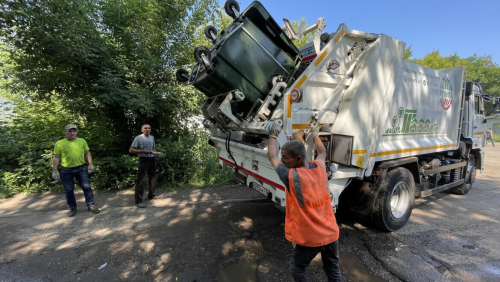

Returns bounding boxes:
[224,0,240,18]
[204,25,217,42]
[194,46,211,65]
[176,69,189,82]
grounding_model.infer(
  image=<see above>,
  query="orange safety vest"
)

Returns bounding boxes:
[285,159,339,247]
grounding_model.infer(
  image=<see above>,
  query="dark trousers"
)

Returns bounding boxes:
[60,164,95,208]
[135,157,157,203]
[290,240,341,282]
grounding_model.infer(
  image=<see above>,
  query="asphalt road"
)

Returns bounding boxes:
[0,145,499,282]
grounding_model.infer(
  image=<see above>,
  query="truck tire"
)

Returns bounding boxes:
[373,167,415,231]
[453,155,476,195]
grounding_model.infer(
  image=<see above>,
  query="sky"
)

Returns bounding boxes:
[219,0,500,65]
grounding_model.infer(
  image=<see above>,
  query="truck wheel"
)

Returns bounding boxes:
[175,69,189,82]
[204,25,217,41]
[373,167,415,231]
[194,46,211,65]
[453,155,476,195]
[224,0,240,18]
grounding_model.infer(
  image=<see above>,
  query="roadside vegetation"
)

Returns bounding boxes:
[0,0,499,198]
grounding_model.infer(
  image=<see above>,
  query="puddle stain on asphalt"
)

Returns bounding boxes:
[484,264,500,275]
[215,251,388,282]
[462,244,476,250]
[339,251,388,282]
[215,259,257,282]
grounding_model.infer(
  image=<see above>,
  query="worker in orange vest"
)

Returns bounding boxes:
[267,121,341,282]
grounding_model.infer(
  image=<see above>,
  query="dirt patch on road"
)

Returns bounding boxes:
[0,186,271,281]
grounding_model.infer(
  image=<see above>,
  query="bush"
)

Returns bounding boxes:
[90,154,138,191]
[0,94,234,198]
[155,129,234,188]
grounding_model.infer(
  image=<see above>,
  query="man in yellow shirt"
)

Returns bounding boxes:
[52,124,100,217]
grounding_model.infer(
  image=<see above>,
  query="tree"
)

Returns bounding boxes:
[284,18,315,48]
[403,45,413,61]
[0,0,234,195]
[1,0,220,146]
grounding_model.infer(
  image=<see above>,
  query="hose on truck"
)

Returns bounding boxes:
[225,131,239,174]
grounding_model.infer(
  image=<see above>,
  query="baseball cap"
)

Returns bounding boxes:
[64,124,78,131]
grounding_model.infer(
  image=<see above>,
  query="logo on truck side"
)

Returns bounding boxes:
[384,107,439,136]
[440,77,453,111]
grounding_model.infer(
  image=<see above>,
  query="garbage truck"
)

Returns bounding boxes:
[176,1,500,231]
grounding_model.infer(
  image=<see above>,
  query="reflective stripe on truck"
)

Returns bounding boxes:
[219,157,286,192]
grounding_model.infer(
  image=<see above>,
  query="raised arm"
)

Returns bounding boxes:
[267,137,281,169]
[310,122,327,162]
[313,135,327,162]
[266,121,282,169]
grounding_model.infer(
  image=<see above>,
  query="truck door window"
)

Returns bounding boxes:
[475,96,484,114]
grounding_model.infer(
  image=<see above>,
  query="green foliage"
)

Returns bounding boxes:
[408,51,500,116]
[0,92,234,197]
[0,95,77,197]
[0,0,233,198]
[90,154,138,191]
[403,45,413,60]
[0,0,219,147]
[286,18,315,48]
[155,129,234,188]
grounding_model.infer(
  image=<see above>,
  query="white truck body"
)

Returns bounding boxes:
[179,1,494,230]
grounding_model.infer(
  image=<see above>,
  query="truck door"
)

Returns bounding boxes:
[474,95,486,146]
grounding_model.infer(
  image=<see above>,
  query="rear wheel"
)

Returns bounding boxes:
[373,167,415,231]
[453,154,476,195]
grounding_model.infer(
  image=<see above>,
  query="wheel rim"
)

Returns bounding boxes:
[390,181,410,219]
[467,156,476,184]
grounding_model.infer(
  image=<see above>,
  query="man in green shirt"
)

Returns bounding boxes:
[52,124,100,217]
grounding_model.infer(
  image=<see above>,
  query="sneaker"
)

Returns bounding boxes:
[137,202,147,208]
[68,207,77,217]
[88,205,100,214]
[148,195,160,200]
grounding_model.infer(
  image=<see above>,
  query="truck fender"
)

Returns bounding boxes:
[341,157,419,217]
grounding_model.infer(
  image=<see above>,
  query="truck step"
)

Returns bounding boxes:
[419,179,464,197]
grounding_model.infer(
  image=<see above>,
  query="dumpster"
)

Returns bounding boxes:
[185,1,303,119]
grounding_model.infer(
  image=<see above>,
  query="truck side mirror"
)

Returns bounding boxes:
[464,82,473,99]
[494,104,500,117]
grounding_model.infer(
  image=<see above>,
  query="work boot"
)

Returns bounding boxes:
[88,204,100,214]
[68,207,77,217]
[137,202,147,208]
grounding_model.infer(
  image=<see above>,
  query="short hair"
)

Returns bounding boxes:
[282,140,306,159]
[141,124,150,129]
